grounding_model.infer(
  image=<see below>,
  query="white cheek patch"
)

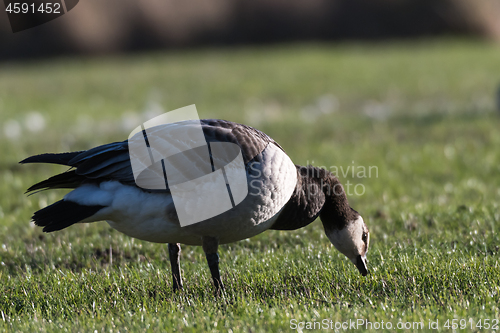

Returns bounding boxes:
[327,216,366,261]
[328,228,349,253]
[350,216,366,253]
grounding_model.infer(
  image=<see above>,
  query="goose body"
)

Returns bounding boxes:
[67,141,297,245]
[22,119,370,292]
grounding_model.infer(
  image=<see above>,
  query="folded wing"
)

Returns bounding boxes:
[21,119,284,194]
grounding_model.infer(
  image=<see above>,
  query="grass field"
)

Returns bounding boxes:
[0,39,499,332]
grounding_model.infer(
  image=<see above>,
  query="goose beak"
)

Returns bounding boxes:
[356,255,368,276]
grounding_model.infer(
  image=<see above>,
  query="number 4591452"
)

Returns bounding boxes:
[5,2,62,14]
[444,319,499,330]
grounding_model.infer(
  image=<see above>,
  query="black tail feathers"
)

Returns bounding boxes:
[25,170,86,194]
[19,151,83,166]
[32,200,105,232]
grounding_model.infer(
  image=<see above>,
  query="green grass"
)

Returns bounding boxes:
[0,39,499,332]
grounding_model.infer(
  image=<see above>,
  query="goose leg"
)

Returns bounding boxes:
[168,243,183,291]
[202,236,224,294]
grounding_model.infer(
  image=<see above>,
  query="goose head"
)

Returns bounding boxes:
[323,214,369,276]
[319,182,370,276]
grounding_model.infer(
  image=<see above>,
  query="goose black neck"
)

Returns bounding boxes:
[270,165,353,231]
[319,172,357,231]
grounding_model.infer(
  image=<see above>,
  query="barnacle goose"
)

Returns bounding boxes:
[21,119,369,293]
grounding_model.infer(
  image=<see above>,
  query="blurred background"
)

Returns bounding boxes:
[1,0,500,59]
[0,0,499,204]
[0,0,498,236]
